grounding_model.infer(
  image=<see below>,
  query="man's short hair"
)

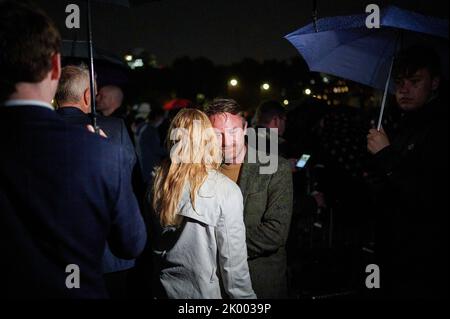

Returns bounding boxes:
[55,65,90,105]
[205,98,243,117]
[254,100,286,125]
[0,0,61,101]
[393,45,441,79]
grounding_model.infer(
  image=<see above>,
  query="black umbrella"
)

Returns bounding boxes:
[84,0,159,133]
[61,40,126,66]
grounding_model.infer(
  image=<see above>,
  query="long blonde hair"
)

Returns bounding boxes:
[152,108,222,227]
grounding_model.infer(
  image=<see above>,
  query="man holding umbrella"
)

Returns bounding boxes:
[366,45,448,299]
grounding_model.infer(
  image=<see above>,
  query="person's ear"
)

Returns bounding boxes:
[431,76,440,91]
[84,88,91,107]
[50,53,61,81]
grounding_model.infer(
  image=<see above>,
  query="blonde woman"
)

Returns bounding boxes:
[149,108,256,299]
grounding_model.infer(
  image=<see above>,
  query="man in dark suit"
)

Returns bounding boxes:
[54,64,145,298]
[0,1,146,298]
[54,67,146,208]
[96,84,136,144]
[206,99,293,299]
[55,66,137,173]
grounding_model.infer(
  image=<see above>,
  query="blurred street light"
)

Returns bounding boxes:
[125,54,133,62]
[261,83,270,91]
[283,99,289,106]
[304,88,312,95]
[229,78,239,87]
[129,58,144,69]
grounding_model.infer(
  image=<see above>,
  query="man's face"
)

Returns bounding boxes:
[394,68,439,111]
[209,113,247,164]
[95,88,109,111]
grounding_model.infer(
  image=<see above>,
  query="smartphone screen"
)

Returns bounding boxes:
[296,154,311,168]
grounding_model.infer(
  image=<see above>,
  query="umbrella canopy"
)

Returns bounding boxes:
[69,0,160,132]
[61,40,126,66]
[285,5,449,91]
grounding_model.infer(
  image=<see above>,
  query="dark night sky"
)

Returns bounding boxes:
[34,0,449,65]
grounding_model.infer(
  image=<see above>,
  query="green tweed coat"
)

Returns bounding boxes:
[237,150,293,299]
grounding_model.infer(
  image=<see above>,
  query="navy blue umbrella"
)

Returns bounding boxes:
[285,5,448,130]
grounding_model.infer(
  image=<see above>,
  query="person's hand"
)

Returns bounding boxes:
[87,125,108,138]
[367,127,390,155]
[288,158,298,173]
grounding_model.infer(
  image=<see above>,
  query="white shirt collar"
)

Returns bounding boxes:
[3,99,54,111]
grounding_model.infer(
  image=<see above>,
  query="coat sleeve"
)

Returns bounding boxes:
[216,182,257,299]
[245,158,293,259]
[107,146,147,259]
[372,122,447,203]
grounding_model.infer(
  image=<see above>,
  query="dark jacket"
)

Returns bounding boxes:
[56,107,145,202]
[56,106,144,273]
[370,98,448,298]
[238,148,293,298]
[0,105,147,298]
[135,123,167,185]
[57,107,136,168]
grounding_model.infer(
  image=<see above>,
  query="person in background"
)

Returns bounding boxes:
[96,84,136,145]
[253,100,288,157]
[68,77,146,218]
[135,107,168,186]
[96,85,125,117]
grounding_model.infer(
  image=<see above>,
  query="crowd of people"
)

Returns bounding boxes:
[0,1,448,299]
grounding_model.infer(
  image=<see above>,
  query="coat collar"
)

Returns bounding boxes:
[56,106,86,116]
[176,171,219,226]
[3,99,54,111]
